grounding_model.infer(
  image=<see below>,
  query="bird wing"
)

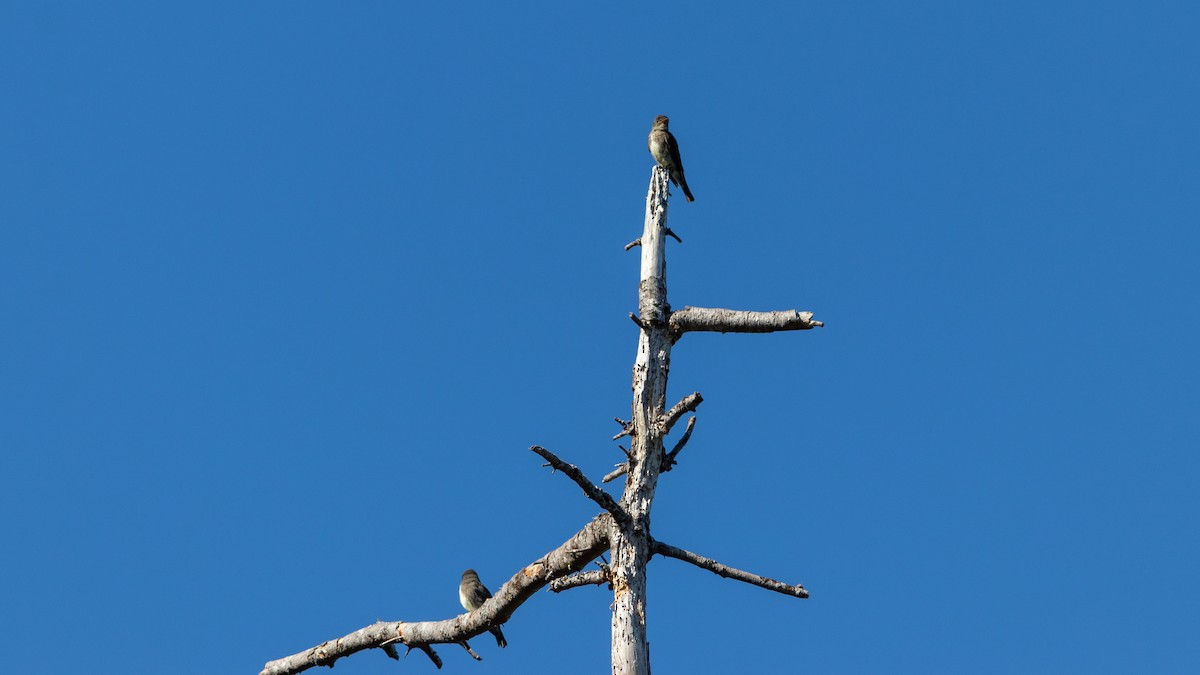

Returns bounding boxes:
[471,583,493,605]
[667,133,684,170]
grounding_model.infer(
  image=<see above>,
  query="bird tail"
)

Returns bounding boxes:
[679,175,695,202]
[492,626,508,648]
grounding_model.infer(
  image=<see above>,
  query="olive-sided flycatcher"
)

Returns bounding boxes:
[459,569,508,648]
[648,115,695,202]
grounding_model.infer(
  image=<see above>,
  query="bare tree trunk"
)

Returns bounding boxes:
[610,167,675,675]
[258,164,818,675]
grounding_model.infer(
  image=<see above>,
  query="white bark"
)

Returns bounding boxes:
[609,166,676,675]
[670,307,822,335]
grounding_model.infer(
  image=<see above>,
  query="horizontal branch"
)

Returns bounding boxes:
[531,446,629,525]
[260,514,612,675]
[651,539,809,599]
[549,569,611,593]
[669,307,822,336]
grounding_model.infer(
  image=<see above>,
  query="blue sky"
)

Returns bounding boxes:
[2,2,1197,673]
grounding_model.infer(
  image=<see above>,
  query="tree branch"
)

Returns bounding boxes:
[530,445,629,525]
[549,569,611,592]
[602,463,628,484]
[613,416,633,441]
[259,515,612,675]
[414,644,443,668]
[669,307,823,336]
[661,392,702,434]
[650,539,809,599]
[457,641,482,661]
[662,416,696,470]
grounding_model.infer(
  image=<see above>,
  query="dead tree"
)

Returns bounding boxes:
[259,166,821,675]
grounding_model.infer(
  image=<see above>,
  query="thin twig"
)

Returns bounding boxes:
[530,446,629,524]
[625,237,642,250]
[663,416,697,470]
[651,539,808,599]
[664,227,682,243]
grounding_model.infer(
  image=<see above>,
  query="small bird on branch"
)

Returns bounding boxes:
[648,114,695,202]
[459,569,508,648]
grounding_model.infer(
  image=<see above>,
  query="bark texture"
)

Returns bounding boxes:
[607,166,677,675]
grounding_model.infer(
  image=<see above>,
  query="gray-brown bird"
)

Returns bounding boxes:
[459,569,507,648]
[647,115,695,202]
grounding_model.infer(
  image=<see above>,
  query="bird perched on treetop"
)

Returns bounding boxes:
[647,115,695,202]
[459,569,507,648]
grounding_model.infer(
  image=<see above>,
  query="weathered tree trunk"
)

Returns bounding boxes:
[258,164,819,675]
[609,167,674,675]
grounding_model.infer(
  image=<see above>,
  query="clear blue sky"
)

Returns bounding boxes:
[2,2,1196,673]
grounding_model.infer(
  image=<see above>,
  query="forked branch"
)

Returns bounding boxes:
[651,539,809,599]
